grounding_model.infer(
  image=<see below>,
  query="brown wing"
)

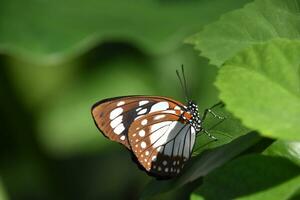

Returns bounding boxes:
[127,105,196,178]
[91,96,187,149]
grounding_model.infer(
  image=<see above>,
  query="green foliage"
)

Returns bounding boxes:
[34,46,220,157]
[37,59,156,156]
[142,106,256,198]
[142,132,261,199]
[216,39,300,141]
[191,155,300,200]
[194,106,251,154]
[184,0,300,198]
[264,140,300,166]
[187,0,300,66]
[1,0,300,199]
[0,0,251,63]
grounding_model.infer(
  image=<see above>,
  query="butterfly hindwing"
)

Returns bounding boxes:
[91,96,186,149]
[128,109,196,178]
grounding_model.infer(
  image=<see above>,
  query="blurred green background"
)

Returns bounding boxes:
[0,0,252,199]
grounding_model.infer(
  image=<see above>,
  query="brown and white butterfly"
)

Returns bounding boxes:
[91,67,220,178]
[91,95,207,178]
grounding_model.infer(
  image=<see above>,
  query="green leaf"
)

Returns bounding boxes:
[141,129,261,199]
[193,105,251,155]
[191,155,300,200]
[0,0,251,63]
[216,39,300,141]
[264,140,300,166]
[187,0,300,66]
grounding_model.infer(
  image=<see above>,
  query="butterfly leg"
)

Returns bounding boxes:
[203,129,218,141]
[207,109,225,119]
[202,101,225,121]
[193,129,217,156]
[197,127,217,141]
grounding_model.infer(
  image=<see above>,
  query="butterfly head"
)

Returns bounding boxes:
[187,100,202,132]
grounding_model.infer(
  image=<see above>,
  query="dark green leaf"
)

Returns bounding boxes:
[193,105,250,155]
[191,155,300,200]
[141,132,261,199]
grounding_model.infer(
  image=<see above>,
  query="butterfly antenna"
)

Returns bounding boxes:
[176,69,188,102]
[176,65,190,102]
[181,64,190,101]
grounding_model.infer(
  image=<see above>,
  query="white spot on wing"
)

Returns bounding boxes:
[162,110,176,114]
[152,156,157,161]
[157,146,163,152]
[114,124,125,135]
[110,107,123,119]
[174,106,181,110]
[138,108,147,115]
[120,135,126,140]
[141,141,147,148]
[139,130,145,137]
[150,102,169,113]
[110,115,123,128]
[117,101,125,106]
[154,114,166,120]
[141,119,148,125]
[139,100,149,106]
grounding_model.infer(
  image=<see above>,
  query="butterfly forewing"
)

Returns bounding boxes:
[92,97,133,148]
[91,96,186,149]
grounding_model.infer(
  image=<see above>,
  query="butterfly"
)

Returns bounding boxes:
[91,66,221,179]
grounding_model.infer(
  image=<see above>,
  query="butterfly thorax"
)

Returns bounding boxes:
[187,100,202,132]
